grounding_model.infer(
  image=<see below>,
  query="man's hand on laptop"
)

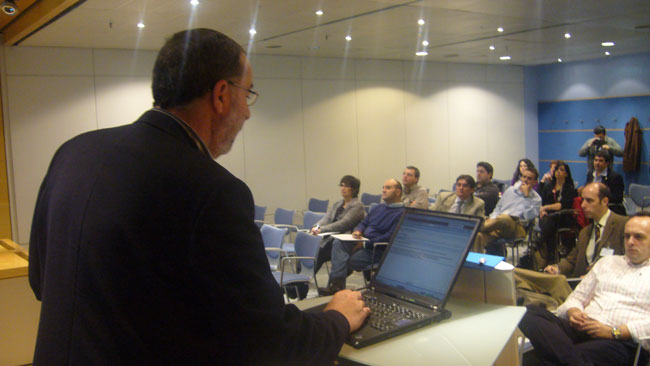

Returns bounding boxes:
[325,290,371,332]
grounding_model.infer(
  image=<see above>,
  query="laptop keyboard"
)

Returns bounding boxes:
[363,293,428,332]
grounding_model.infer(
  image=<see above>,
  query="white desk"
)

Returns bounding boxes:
[296,297,525,366]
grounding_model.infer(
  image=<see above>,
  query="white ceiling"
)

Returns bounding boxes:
[16,0,650,65]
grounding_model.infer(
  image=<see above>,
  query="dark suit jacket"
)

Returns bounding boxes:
[558,212,628,277]
[585,167,625,207]
[29,110,348,365]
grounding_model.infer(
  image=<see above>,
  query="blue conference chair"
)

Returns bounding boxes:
[261,224,287,270]
[361,193,381,213]
[302,211,325,231]
[254,204,266,228]
[307,198,329,213]
[272,231,322,301]
[629,183,650,212]
[274,207,297,229]
[492,179,510,193]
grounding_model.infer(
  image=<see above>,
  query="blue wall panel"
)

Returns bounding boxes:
[538,95,650,191]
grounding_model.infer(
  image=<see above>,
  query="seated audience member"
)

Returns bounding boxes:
[311,175,366,274]
[582,151,626,215]
[475,161,500,216]
[475,167,541,253]
[431,175,485,216]
[319,179,405,295]
[514,183,627,308]
[401,165,429,209]
[536,161,578,266]
[546,182,627,277]
[537,160,559,194]
[579,125,623,171]
[519,212,650,366]
[510,158,539,191]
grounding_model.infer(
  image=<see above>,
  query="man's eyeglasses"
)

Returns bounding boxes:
[227,81,258,106]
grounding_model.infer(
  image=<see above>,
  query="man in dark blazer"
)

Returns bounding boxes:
[584,151,626,215]
[29,29,369,365]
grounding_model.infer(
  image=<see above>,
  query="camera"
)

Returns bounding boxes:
[1,1,17,16]
[591,138,604,150]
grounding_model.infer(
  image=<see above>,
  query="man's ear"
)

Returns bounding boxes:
[212,80,230,116]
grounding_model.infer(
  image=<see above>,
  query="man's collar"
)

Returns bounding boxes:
[624,256,650,268]
[596,209,611,227]
[151,108,212,159]
[404,184,418,194]
[386,202,404,208]
[593,168,608,177]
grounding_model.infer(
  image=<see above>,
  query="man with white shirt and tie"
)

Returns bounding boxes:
[519,211,650,366]
[431,174,485,216]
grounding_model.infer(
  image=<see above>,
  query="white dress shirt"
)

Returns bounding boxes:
[557,255,650,350]
[585,210,611,263]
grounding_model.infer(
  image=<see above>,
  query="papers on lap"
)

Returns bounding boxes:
[331,233,369,241]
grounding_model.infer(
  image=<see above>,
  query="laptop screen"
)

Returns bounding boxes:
[372,209,481,304]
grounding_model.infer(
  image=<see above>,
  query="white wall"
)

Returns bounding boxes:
[2,46,525,245]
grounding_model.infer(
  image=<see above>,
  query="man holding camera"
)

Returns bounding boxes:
[578,125,623,171]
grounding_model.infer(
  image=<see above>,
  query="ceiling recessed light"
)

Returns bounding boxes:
[557,58,563,62]
[489,45,495,50]
[497,27,504,32]
[605,51,610,56]
[422,40,429,46]
[190,0,199,5]
[564,33,571,39]
[601,41,615,47]
[315,10,323,16]
[499,55,511,60]
[418,19,425,26]
[249,28,257,36]
[137,22,145,29]
[345,35,352,41]
[416,51,428,56]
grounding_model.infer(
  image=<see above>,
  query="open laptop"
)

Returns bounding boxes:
[308,208,483,349]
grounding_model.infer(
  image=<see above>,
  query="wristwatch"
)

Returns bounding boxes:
[611,326,621,340]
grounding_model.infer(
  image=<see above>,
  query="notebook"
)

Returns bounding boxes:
[308,208,483,348]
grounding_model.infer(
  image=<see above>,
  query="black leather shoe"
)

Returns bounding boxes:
[317,278,346,296]
[317,285,339,297]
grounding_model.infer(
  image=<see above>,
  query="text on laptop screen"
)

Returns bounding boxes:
[373,212,476,301]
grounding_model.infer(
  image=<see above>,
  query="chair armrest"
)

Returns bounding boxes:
[566,277,582,290]
[279,255,315,269]
[371,242,388,258]
[278,256,316,282]
[548,209,578,218]
[274,224,300,232]
[642,196,650,207]
[265,247,288,255]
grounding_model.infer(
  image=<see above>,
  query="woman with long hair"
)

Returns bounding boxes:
[537,161,577,266]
